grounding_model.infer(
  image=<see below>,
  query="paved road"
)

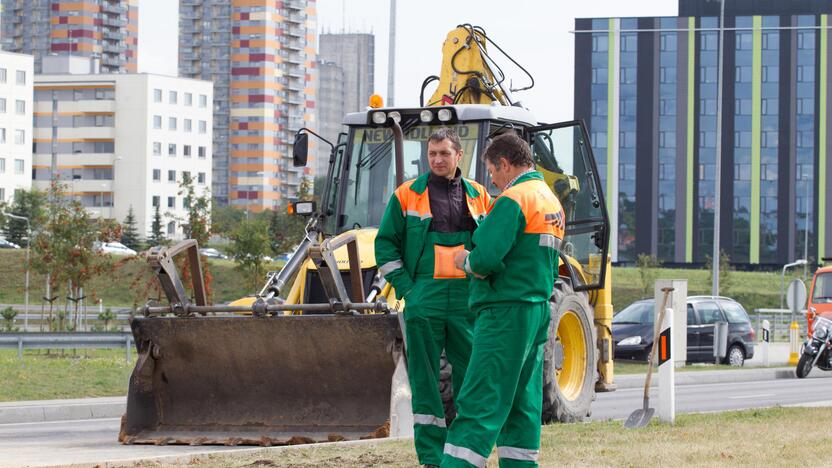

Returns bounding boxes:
[2,376,831,467]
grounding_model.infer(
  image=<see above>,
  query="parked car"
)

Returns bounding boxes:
[613,296,756,366]
[95,241,137,256]
[199,247,228,260]
[0,238,20,249]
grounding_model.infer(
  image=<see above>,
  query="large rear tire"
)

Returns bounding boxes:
[542,281,596,423]
[796,352,813,379]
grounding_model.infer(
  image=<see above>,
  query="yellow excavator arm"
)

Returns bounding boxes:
[427,25,511,106]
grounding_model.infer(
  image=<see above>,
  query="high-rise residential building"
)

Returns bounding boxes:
[0,51,34,203]
[315,33,374,178]
[1,0,138,74]
[574,0,832,266]
[179,0,317,211]
[34,62,213,240]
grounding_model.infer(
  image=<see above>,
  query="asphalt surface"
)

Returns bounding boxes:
[2,375,832,467]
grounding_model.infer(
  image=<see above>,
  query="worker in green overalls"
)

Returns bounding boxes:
[375,128,491,468]
[443,133,565,468]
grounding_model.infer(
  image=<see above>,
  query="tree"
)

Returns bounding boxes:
[636,254,662,297]
[3,188,46,247]
[268,205,306,257]
[148,204,166,247]
[177,173,211,246]
[211,204,245,237]
[230,219,271,289]
[121,206,142,251]
[706,249,733,295]
[31,181,107,331]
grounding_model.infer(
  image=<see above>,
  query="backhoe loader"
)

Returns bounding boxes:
[120,24,615,446]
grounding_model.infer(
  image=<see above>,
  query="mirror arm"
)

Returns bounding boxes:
[297,127,336,152]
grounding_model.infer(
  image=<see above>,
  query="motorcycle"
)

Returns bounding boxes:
[796,316,832,378]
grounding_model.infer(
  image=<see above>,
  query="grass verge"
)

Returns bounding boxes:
[147,406,823,467]
[0,349,130,401]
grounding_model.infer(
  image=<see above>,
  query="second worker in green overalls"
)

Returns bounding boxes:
[375,128,491,468]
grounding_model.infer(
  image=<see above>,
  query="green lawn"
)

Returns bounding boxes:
[0,249,794,313]
[169,406,824,467]
[0,249,283,308]
[0,349,131,401]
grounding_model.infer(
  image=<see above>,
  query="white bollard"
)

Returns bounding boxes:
[658,307,675,424]
[761,319,770,367]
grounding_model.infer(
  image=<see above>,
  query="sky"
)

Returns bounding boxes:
[139,0,677,123]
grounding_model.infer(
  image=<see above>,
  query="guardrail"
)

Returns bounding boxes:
[753,308,808,342]
[0,332,134,362]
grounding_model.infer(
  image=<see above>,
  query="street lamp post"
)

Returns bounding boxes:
[711,0,726,296]
[4,212,30,331]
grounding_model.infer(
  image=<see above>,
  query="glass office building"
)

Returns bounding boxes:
[575,0,832,266]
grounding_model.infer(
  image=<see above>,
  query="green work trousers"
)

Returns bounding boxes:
[441,302,550,468]
[406,231,475,466]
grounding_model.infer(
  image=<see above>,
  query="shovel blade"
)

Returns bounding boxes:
[623,408,654,429]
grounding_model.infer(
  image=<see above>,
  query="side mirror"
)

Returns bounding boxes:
[292,132,309,167]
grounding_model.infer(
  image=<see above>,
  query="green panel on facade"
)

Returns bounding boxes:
[750,16,762,264]
[686,16,695,263]
[607,18,616,209]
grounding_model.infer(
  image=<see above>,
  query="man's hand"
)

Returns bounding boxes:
[454,249,470,269]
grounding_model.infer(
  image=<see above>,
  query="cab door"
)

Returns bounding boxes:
[527,120,610,291]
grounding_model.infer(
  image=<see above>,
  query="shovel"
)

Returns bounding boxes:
[624,286,674,429]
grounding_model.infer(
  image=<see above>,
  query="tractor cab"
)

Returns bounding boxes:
[315,104,610,292]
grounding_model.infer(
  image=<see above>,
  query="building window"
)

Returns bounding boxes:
[167,221,175,235]
[152,169,161,181]
[14,100,24,115]
[169,91,177,104]
[185,93,193,106]
[0,128,5,143]
[14,129,24,145]
[184,119,192,132]
[153,115,162,129]
[14,159,23,174]
[184,144,192,157]
[168,143,177,156]
[198,146,206,158]
[153,141,161,155]
[0,98,5,113]
[0,188,4,200]
[152,195,160,207]
[0,158,4,173]
[199,94,208,107]
[0,68,6,83]
[168,170,176,182]
[15,70,25,85]
[198,120,207,134]
[198,172,205,184]
[153,89,162,102]
[182,170,191,182]
[169,117,177,130]
[167,197,175,208]
[797,65,815,83]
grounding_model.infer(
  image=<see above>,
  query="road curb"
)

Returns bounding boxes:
[0,397,125,424]
[613,366,828,389]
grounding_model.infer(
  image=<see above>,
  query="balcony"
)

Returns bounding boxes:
[101,3,128,15]
[57,126,116,140]
[58,100,117,114]
[103,29,124,41]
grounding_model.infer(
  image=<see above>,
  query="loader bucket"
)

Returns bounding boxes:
[119,313,403,446]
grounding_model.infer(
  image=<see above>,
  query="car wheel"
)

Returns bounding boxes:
[726,345,745,366]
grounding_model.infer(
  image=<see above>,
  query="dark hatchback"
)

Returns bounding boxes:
[613,296,756,366]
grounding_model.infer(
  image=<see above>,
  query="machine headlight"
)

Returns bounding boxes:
[617,336,642,346]
[371,111,387,125]
[437,108,453,122]
[419,110,434,123]
[387,111,402,123]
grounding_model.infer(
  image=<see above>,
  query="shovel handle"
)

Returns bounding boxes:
[642,287,674,399]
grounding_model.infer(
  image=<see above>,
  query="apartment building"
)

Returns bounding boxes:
[0,51,34,203]
[34,67,212,240]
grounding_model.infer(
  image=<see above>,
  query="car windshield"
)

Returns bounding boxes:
[613,301,654,324]
[813,273,832,303]
[720,301,748,324]
[338,122,480,232]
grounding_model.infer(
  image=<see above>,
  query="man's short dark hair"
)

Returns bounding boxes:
[428,127,462,152]
[483,133,533,168]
